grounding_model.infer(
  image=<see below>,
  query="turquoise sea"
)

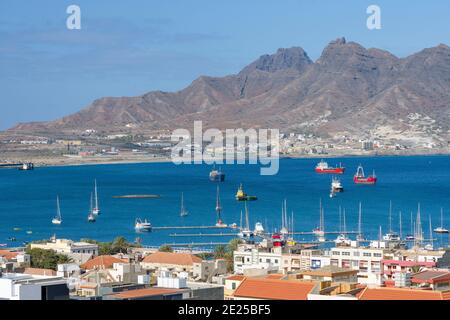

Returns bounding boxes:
[1,156,449,248]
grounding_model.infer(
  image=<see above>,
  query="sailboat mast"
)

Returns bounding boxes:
[343,208,347,234]
[94,179,98,209]
[441,208,444,229]
[399,211,402,240]
[429,215,433,248]
[56,195,61,219]
[244,202,250,230]
[216,186,222,222]
[358,202,363,240]
[389,200,393,233]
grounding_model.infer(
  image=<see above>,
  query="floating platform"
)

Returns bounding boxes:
[169,233,239,237]
[112,194,161,199]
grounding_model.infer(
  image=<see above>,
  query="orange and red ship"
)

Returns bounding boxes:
[315,160,345,174]
[353,165,377,185]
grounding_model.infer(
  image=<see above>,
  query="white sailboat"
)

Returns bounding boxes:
[434,208,449,234]
[51,196,62,225]
[88,192,96,222]
[215,186,227,227]
[383,200,400,241]
[92,179,100,215]
[180,192,188,217]
[334,208,351,246]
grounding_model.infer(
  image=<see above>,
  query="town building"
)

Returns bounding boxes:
[140,251,202,275]
[357,286,450,300]
[30,238,98,264]
[0,272,69,300]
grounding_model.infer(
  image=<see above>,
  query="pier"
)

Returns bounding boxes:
[153,226,234,230]
[170,233,239,237]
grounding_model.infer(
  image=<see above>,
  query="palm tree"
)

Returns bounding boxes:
[159,245,173,253]
[214,245,227,259]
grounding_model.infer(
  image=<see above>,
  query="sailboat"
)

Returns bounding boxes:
[92,179,100,215]
[434,208,449,234]
[180,192,188,217]
[313,199,325,239]
[334,207,351,246]
[356,202,364,242]
[280,199,289,237]
[238,202,254,239]
[88,192,96,222]
[425,215,434,250]
[215,186,227,228]
[383,201,400,241]
[51,196,62,225]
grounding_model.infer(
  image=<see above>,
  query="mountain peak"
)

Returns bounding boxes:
[240,46,312,74]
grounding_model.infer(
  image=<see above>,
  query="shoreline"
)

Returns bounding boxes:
[3,150,450,169]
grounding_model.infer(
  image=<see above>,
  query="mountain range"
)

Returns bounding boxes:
[10,38,450,141]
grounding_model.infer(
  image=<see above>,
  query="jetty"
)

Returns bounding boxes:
[113,194,161,199]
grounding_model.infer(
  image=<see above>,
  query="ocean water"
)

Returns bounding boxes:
[1,156,449,248]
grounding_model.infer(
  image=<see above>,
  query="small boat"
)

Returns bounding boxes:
[180,192,188,217]
[51,196,62,225]
[434,208,449,234]
[18,163,34,171]
[88,193,96,222]
[353,165,377,185]
[7,237,16,242]
[334,234,351,246]
[383,233,400,241]
[209,166,225,182]
[235,184,257,201]
[405,235,415,241]
[0,244,7,247]
[331,177,344,193]
[315,160,345,174]
[13,228,21,232]
[135,218,152,231]
[92,179,100,215]
[254,222,265,234]
[26,231,33,235]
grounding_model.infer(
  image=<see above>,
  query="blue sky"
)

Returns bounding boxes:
[1,0,450,129]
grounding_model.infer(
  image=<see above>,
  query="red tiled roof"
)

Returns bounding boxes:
[411,270,450,284]
[142,251,202,266]
[23,268,56,276]
[233,278,316,300]
[264,274,285,280]
[0,250,19,260]
[227,275,246,281]
[80,255,127,270]
[358,287,450,300]
[111,288,182,299]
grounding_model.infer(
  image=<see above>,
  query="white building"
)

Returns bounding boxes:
[30,238,98,264]
[233,245,282,275]
[0,272,69,300]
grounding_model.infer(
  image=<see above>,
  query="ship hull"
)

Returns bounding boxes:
[315,168,345,174]
[209,174,225,182]
[353,177,377,185]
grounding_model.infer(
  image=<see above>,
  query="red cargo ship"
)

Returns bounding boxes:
[315,160,345,174]
[353,165,377,185]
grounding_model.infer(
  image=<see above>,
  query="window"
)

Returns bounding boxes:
[342,252,351,256]
[353,252,360,256]
[232,283,236,290]
[332,251,340,256]
[246,258,250,262]
[266,259,270,263]
[373,253,382,258]
[363,252,372,257]
[274,259,278,264]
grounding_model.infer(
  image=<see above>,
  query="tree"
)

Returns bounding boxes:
[25,248,72,270]
[227,238,243,253]
[159,245,173,253]
[112,236,129,254]
[214,245,227,259]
